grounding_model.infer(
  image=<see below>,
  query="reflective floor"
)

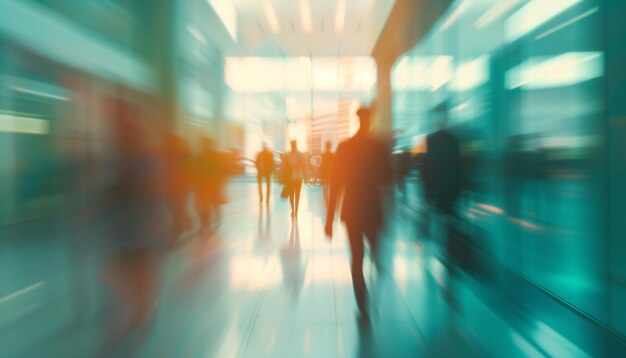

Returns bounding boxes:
[2,180,549,357]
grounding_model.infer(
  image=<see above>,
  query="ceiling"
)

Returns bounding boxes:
[185,0,395,57]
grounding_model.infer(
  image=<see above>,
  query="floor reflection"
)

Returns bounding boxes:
[258,203,271,243]
[280,221,307,300]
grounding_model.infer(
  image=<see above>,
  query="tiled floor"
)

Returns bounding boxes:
[139,182,484,357]
[1,181,490,357]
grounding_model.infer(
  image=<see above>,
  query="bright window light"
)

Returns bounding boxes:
[225,57,375,93]
[452,55,489,91]
[506,0,581,43]
[285,96,300,117]
[430,56,453,91]
[0,114,49,134]
[314,70,337,89]
[393,56,452,90]
[392,56,411,89]
[506,52,603,89]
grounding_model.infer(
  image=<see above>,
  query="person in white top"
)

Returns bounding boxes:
[284,140,305,219]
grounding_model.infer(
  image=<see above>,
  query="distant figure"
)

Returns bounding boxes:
[506,134,547,219]
[395,150,412,200]
[256,144,275,204]
[325,107,392,315]
[422,102,463,288]
[284,140,305,219]
[163,133,193,245]
[320,141,334,208]
[193,137,221,233]
[423,103,462,216]
[309,154,322,185]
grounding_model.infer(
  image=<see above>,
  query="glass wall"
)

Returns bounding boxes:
[393,0,610,331]
[26,0,138,50]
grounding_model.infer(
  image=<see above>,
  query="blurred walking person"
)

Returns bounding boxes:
[256,144,275,204]
[423,102,462,227]
[213,149,240,222]
[395,150,412,201]
[98,100,169,356]
[284,140,305,219]
[422,102,463,300]
[320,141,334,208]
[325,107,392,315]
[163,133,193,246]
[193,137,221,234]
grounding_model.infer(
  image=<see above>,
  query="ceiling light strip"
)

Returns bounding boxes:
[264,0,280,34]
[335,0,346,33]
[442,0,470,29]
[535,6,599,40]
[474,0,522,29]
[300,0,312,33]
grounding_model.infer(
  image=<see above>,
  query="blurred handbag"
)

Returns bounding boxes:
[280,184,290,199]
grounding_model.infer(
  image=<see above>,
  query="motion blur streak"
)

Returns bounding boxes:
[1,0,626,357]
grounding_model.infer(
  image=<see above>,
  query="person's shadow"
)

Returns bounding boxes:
[279,221,308,300]
[257,204,271,243]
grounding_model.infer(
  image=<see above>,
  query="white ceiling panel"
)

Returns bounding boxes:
[186,0,394,57]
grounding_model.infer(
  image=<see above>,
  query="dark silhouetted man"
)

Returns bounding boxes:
[423,102,462,217]
[423,102,463,292]
[256,144,274,204]
[325,107,392,315]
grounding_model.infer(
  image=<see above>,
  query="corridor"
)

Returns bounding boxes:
[3,0,626,356]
